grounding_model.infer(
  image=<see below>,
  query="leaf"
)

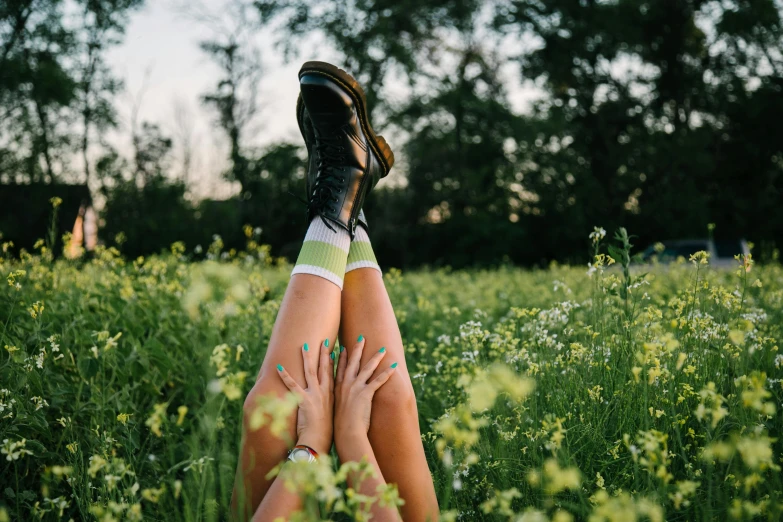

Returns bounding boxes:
[77,356,99,381]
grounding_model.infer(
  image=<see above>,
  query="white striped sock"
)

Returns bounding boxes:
[291,218,351,289]
[346,223,381,275]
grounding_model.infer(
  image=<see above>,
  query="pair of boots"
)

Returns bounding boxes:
[291,62,394,289]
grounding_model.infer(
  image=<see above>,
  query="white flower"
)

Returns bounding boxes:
[589,226,607,243]
[2,438,33,461]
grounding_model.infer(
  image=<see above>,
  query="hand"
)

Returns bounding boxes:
[276,340,334,456]
[334,337,397,449]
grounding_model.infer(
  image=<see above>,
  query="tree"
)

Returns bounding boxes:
[187,0,263,197]
[76,0,143,186]
[0,0,141,186]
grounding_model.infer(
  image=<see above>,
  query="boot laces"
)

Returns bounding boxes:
[307,131,347,232]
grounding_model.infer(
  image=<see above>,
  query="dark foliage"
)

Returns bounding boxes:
[2,0,783,266]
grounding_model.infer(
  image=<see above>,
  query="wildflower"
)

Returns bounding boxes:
[737,372,776,416]
[247,392,300,438]
[219,371,249,400]
[553,511,574,522]
[145,403,168,437]
[31,396,48,411]
[183,456,215,473]
[117,413,132,425]
[543,458,581,494]
[675,352,687,370]
[596,472,606,489]
[176,406,188,426]
[736,436,776,470]
[50,197,62,208]
[689,251,710,265]
[141,485,166,503]
[2,438,34,461]
[87,455,108,477]
[66,442,78,454]
[28,300,44,319]
[589,227,607,244]
[588,385,603,402]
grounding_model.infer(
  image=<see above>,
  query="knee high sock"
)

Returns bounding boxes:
[291,218,351,289]
[346,210,381,275]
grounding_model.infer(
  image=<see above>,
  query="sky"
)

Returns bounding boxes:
[107,0,317,198]
[107,0,539,199]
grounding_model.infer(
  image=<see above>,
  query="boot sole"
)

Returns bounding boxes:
[297,61,395,176]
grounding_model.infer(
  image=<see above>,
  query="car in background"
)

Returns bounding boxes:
[638,239,750,268]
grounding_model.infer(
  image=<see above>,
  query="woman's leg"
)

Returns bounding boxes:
[340,267,440,521]
[231,274,340,520]
[231,215,352,520]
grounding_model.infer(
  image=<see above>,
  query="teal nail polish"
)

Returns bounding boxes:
[277,364,283,371]
[303,343,309,351]
[340,346,345,353]
[379,347,386,353]
[357,335,364,342]
[391,362,398,368]
[330,352,335,360]
[324,338,329,347]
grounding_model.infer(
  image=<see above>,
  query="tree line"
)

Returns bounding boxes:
[2,0,782,267]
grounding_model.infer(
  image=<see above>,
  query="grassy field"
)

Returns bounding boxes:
[1,230,782,521]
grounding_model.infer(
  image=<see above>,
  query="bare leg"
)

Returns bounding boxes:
[231,274,341,521]
[340,268,440,521]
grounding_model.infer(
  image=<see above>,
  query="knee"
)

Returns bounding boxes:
[371,372,418,417]
[241,375,289,430]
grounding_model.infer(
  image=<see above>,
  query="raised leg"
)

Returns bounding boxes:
[339,268,440,521]
[231,274,341,521]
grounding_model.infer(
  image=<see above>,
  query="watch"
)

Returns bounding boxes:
[287,445,319,463]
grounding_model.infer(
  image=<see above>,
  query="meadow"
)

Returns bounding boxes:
[1,226,782,521]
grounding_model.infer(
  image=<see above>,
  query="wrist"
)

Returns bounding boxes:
[296,432,330,457]
[335,430,372,461]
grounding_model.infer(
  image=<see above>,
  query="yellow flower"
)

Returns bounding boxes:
[141,485,166,503]
[28,300,44,319]
[176,406,188,426]
[50,197,62,208]
[543,458,581,494]
[117,413,132,425]
[145,403,168,437]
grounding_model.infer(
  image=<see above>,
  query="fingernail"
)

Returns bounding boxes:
[330,352,335,360]
[358,335,364,342]
[324,339,329,347]
[391,362,398,368]
[277,364,283,371]
[340,346,345,353]
[303,343,309,351]
[379,347,386,353]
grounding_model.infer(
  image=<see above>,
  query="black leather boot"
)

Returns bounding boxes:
[296,61,394,237]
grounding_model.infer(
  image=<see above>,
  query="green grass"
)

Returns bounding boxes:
[1,238,782,521]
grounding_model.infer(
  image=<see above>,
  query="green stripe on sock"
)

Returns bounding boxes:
[296,241,348,276]
[347,241,377,265]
